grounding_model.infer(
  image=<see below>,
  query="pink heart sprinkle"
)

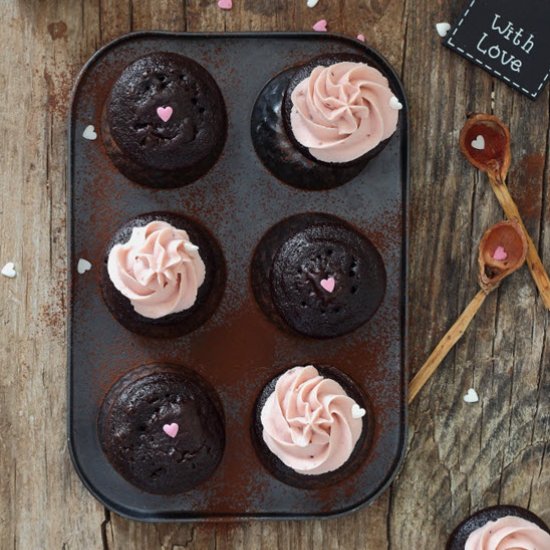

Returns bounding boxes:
[218,0,232,10]
[163,423,179,438]
[357,34,365,42]
[320,277,336,293]
[156,106,173,122]
[493,246,508,261]
[312,19,328,32]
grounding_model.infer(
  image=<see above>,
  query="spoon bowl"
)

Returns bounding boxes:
[478,220,528,291]
[459,113,511,181]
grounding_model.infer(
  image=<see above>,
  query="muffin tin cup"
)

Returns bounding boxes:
[68,31,408,522]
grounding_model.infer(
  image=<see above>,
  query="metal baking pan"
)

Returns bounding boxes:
[68,31,408,521]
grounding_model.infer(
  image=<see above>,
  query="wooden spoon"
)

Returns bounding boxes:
[408,220,527,403]
[459,114,550,310]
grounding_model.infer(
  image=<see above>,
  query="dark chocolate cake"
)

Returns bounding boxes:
[251,213,386,338]
[103,52,227,188]
[99,364,225,494]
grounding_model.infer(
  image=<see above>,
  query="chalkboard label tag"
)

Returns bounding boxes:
[444,0,549,100]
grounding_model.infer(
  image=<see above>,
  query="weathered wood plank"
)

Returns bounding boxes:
[0,1,105,549]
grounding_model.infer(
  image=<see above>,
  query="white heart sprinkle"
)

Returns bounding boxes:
[471,135,485,150]
[389,96,403,110]
[351,403,366,418]
[77,258,92,274]
[307,0,319,7]
[435,22,451,37]
[82,125,97,140]
[463,388,479,403]
[184,242,199,252]
[1,262,16,278]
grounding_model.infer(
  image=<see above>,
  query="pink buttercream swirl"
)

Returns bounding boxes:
[465,516,550,550]
[107,220,205,319]
[261,365,364,475]
[290,61,399,163]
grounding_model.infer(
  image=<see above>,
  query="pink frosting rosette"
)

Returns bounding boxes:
[107,220,205,319]
[465,516,550,550]
[290,61,399,163]
[260,365,364,475]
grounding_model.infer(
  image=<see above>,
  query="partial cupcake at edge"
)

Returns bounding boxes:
[251,213,386,338]
[102,52,227,188]
[447,505,550,549]
[98,364,225,494]
[251,52,402,190]
[100,212,225,338]
[252,365,371,489]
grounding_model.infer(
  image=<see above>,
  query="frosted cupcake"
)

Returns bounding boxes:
[252,365,370,488]
[447,505,550,550]
[100,212,225,338]
[251,53,402,189]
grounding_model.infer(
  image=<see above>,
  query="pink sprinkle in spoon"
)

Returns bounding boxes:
[218,0,232,10]
[157,106,173,122]
[492,246,508,261]
[163,423,179,438]
[320,277,335,293]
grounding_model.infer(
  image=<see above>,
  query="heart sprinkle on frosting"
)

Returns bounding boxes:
[351,403,366,418]
[389,96,403,110]
[492,246,508,261]
[156,106,173,122]
[163,423,179,438]
[471,135,485,150]
[320,277,336,293]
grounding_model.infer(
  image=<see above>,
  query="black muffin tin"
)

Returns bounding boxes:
[68,32,408,521]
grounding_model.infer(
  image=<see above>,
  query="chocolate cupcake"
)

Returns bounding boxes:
[101,212,225,338]
[252,365,371,489]
[251,53,402,190]
[99,364,225,494]
[447,505,550,549]
[103,52,227,188]
[251,213,386,338]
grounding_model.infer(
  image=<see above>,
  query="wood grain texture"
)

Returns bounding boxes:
[0,0,548,548]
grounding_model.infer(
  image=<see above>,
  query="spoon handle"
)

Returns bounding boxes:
[408,289,488,403]
[488,172,550,310]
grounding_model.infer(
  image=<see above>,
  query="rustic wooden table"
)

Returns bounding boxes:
[1,1,549,548]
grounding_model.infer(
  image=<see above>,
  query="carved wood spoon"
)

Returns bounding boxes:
[459,113,550,310]
[409,220,527,403]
